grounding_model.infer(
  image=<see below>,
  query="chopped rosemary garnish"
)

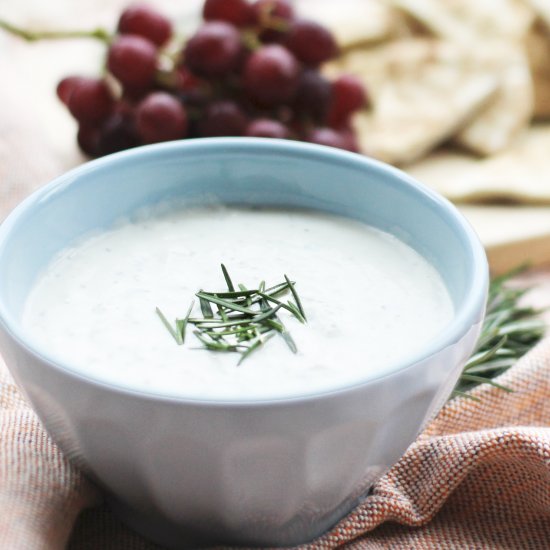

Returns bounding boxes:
[453,267,546,399]
[156,265,306,364]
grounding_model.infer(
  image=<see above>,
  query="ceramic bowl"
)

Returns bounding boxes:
[0,138,487,548]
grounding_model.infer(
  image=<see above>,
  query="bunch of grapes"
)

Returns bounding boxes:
[57,1,369,157]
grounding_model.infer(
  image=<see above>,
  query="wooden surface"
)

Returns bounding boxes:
[459,206,550,274]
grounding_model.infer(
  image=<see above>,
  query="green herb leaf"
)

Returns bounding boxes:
[199,295,214,319]
[155,307,182,345]
[175,301,194,344]
[221,264,235,292]
[285,274,306,321]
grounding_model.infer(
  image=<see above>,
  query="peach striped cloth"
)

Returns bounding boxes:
[0,333,549,549]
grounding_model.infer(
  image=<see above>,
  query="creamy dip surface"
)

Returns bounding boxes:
[22,207,454,400]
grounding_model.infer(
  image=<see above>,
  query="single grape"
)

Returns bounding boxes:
[136,92,188,143]
[292,69,332,122]
[77,125,102,156]
[199,100,247,136]
[203,0,254,27]
[67,78,114,125]
[117,4,172,46]
[252,0,294,42]
[252,0,294,22]
[328,74,368,127]
[243,44,299,106]
[306,127,350,150]
[338,126,360,153]
[285,20,338,66]
[245,118,290,138]
[56,76,87,105]
[184,22,243,78]
[107,34,158,89]
[99,109,139,155]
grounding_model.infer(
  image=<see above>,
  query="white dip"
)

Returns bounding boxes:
[22,207,453,400]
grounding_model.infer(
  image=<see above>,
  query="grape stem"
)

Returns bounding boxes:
[0,19,111,43]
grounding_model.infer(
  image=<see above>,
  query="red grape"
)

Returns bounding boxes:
[245,118,290,138]
[338,126,360,153]
[293,69,332,122]
[56,76,87,105]
[184,22,243,78]
[285,20,338,66]
[67,78,114,125]
[203,0,254,27]
[175,66,203,92]
[117,4,172,46]
[136,92,188,143]
[306,127,351,150]
[252,0,294,42]
[99,107,139,155]
[243,44,299,106]
[328,74,368,127]
[77,125,102,156]
[252,0,294,22]
[199,100,247,136]
[107,34,158,89]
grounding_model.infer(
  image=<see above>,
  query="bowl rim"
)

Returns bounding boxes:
[0,137,488,405]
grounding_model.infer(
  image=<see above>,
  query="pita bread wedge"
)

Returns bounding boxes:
[454,42,534,156]
[346,40,500,165]
[387,0,535,42]
[408,124,550,204]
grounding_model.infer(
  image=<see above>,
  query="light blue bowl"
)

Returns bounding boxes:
[0,138,487,547]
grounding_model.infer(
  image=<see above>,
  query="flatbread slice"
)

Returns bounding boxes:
[454,42,534,155]
[345,39,500,165]
[407,124,550,204]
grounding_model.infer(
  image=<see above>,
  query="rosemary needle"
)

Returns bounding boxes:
[199,296,214,319]
[285,274,306,321]
[175,301,194,345]
[155,307,183,345]
[221,263,235,292]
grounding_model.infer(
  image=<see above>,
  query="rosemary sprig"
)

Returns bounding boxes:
[157,265,305,364]
[453,267,546,398]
